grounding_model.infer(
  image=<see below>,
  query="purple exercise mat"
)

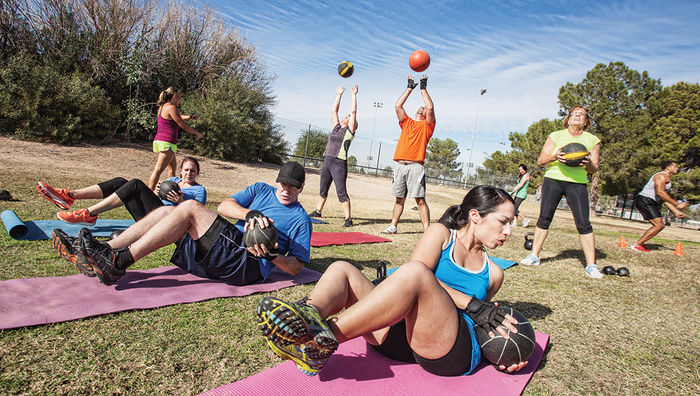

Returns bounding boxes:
[200,331,550,396]
[0,266,321,330]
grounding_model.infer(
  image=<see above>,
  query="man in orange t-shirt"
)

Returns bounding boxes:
[381,75,436,234]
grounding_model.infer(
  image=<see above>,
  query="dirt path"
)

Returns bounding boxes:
[2,136,697,243]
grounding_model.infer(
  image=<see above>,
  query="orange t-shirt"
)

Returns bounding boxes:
[393,117,435,162]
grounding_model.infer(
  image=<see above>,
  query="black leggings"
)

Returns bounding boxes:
[97,177,163,221]
[536,177,593,234]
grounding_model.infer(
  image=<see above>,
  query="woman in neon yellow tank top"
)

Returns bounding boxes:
[520,106,604,279]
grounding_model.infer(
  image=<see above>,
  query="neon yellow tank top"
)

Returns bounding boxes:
[543,129,600,184]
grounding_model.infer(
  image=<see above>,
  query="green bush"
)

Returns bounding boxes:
[0,54,119,144]
[181,76,288,163]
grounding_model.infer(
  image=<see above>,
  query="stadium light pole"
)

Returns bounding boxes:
[465,88,486,187]
[368,101,383,168]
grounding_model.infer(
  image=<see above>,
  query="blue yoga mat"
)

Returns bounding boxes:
[1,210,134,241]
[386,256,517,275]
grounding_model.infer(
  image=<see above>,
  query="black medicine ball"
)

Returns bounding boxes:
[475,306,536,367]
[243,221,278,252]
[158,180,181,200]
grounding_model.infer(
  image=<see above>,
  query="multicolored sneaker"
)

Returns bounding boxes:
[36,181,74,210]
[57,208,97,226]
[52,229,95,277]
[264,338,327,376]
[79,228,125,285]
[257,297,338,375]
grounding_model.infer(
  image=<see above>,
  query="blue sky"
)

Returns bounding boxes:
[205,0,700,169]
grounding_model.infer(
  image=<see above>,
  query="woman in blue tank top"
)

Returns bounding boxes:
[255,186,529,377]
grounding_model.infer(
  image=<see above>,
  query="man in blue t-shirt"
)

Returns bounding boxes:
[69,162,312,286]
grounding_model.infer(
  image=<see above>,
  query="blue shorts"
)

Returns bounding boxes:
[170,215,262,285]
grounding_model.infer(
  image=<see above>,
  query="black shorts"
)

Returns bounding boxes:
[170,215,262,285]
[634,195,662,220]
[369,313,472,376]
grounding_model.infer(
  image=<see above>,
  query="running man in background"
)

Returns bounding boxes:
[511,164,530,227]
[381,75,435,234]
[309,84,358,227]
[630,161,688,251]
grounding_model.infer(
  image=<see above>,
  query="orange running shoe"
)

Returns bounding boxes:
[57,208,97,226]
[52,229,95,277]
[36,181,74,210]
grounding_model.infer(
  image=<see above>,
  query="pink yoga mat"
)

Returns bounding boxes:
[201,331,550,396]
[0,266,321,330]
[311,232,391,247]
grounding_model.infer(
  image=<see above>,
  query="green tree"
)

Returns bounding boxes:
[646,82,700,201]
[293,128,328,167]
[558,61,662,200]
[482,118,562,192]
[426,137,461,178]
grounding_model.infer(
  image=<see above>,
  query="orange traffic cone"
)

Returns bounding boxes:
[673,242,684,256]
[618,236,627,248]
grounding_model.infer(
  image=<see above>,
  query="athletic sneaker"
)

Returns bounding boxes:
[52,229,95,277]
[520,253,540,266]
[585,265,604,279]
[257,296,338,375]
[36,181,74,210]
[308,210,322,218]
[264,338,328,376]
[79,228,126,286]
[343,218,353,227]
[57,208,97,226]
[629,244,650,252]
[522,218,530,227]
[381,225,398,234]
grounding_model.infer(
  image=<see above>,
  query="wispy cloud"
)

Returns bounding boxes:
[206,0,700,167]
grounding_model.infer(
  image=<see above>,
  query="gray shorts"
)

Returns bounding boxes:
[391,162,426,198]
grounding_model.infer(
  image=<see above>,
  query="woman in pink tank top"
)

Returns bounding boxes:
[147,86,203,190]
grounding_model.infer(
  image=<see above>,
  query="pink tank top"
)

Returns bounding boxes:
[154,110,179,144]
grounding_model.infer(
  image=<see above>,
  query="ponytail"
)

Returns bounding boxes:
[438,186,514,230]
[438,205,467,229]
[157,86,181,106]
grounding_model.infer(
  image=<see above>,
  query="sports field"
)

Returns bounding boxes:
[0,137,698,395]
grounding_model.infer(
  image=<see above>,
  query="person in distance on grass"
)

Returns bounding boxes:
[381,74,435,235]
[519,106,604,279]
[147,86,203,191]
[256,186,528,377]
[510,164,531,227]
[38,156,206,225]
[630,160,688,251]
[308,84,358,228]
[53,162,311,286]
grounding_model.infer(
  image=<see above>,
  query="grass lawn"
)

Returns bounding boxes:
[0,139,698,395]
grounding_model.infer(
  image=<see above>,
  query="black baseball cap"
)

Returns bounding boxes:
[276,161,305,189]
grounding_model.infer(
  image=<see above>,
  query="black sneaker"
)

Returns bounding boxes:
[52,229,95,277]
[308,210,322,218]
[343,218,353,227]
[79,228,125,285]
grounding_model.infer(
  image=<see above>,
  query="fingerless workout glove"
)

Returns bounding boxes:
[465,298,509,333]
[420,76,427,89]
[245,210,265,222]
[407,77,418,89]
